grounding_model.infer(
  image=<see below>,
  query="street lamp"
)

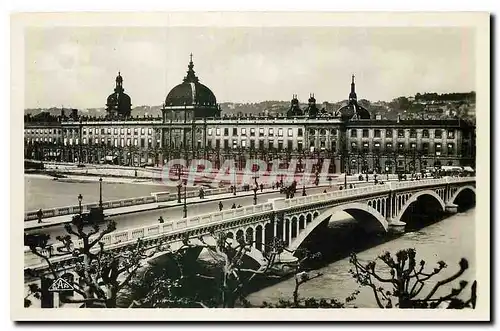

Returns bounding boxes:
[183,183,187,218]
[233,164,237,196]
[252,174,259,187]
[98,177,103,209]
[177,182,182,203]
[78,194,83,215]
[253,187,258,205]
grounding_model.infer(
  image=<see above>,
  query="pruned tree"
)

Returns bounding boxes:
[125,234,213,308]
[126,232,328,308]
[349,248,477,309]
[24,213,170,308]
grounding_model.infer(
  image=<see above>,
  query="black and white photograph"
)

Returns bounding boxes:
[10,11,490,321]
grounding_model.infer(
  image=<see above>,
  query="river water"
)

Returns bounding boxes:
[24,175,179,211]
[246,208,476,308]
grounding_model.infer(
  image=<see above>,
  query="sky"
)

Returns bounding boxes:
[24,26,475,109]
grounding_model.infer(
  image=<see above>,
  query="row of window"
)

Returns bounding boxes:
[206,139,305,151]
[25,129,62,135]
[25,128,158,136]
[208,127,306,138]
[350,128,455,139]
[350,141,456,152]
[26,137,160,148]
[82,128,155,136]
[25,127,458,140]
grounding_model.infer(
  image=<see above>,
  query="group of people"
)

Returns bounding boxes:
[271,180,284,190]
[218,201,242,211]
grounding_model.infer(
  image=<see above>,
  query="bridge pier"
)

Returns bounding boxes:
[445,203,458,214]
[387,219,406,234]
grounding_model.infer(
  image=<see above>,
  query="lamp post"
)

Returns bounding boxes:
[177,183,182,203]
[98,177,103,209]
[302,185,306,196]
[78,194,83,215]
[233,163,237,196]
[252,174,259,187]
[344,171,347,189]
[183,183,187,218]
[253,187,258,205]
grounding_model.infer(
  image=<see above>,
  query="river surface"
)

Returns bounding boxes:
[24,175,180,211]
[246,208,476,308]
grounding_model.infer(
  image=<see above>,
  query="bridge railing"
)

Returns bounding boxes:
[390,176,475,190]
[282,184,391,208]
[24,201,275,266]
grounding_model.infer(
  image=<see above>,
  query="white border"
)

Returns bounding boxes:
[5,5,492,325]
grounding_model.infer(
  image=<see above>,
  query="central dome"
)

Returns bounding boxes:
[164,56,217,107]
[165,82,217,107]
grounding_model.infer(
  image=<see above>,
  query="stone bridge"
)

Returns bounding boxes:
[25,177,476,278]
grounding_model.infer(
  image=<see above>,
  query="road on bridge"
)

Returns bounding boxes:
[25,185,337,244]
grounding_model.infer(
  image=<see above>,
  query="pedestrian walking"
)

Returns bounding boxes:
[231,203,237,209]
[158,216,164,224]
[260,183,264,192]
[219,201,223,211]
[36,209,43,224]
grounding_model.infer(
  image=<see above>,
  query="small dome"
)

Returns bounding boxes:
[106,72,132,117]
[308,93,316,103]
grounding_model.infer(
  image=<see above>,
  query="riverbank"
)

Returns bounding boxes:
[25,172,169,186]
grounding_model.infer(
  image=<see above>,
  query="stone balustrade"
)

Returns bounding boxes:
[24,202,275,266]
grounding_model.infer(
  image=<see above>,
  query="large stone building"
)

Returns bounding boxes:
[24,56,476,174]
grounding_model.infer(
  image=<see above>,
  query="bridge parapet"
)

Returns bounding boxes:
[24,202,274,267]
[282,184,391,209]
[389,177,474,190]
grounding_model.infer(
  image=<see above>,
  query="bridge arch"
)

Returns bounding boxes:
[392,189,446,224]
[288,202,388,251]
[449,185,476,205]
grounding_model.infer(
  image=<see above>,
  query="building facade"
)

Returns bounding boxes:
[24,56,476,174]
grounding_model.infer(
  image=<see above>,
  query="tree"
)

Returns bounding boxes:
[349,248,477,308]
[125,234,215,308]
[126,232,328,308]
[24,213,169,308]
